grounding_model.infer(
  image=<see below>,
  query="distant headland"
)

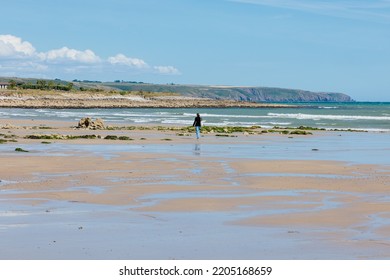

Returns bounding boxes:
[0,77,354,109]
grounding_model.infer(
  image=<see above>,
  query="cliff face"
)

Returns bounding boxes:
[184,87,353,102]
[235,88,354,102]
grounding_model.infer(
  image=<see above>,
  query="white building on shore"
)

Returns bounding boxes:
[0,82,9,89]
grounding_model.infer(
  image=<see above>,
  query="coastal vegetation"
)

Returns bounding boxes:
[20,125,317,142]
[104,135,134,140]
[1,121,368,145]
[0,133,18,143]
[7,79,73,91]
[15,147,29,152]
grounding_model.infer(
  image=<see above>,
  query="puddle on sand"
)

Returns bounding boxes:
[0,185,108,196]
[67,186,106,194]
[134,189,353,215]
[243,172,358,179]
[0,180,18,186]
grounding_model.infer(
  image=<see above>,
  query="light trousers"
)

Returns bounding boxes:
[195,126,200,139]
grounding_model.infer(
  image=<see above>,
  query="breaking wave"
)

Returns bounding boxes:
[267,113,390,121]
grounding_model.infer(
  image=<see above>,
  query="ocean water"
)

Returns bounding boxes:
[0,102,389,131]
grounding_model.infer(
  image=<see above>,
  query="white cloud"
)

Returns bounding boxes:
[40,47,101,64]
[108,53,148,68]
[154,65,180,75]
[0,34,180,79]
[0,34,36,57]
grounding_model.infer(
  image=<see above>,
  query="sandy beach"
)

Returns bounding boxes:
[1,118,390,259]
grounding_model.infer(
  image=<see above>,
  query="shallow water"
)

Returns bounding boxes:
[1,132,389,165]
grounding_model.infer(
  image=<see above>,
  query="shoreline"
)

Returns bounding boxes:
[2,103,389,134]
[0,90,296,108]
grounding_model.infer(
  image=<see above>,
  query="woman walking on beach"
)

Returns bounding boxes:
[193,113,202,139]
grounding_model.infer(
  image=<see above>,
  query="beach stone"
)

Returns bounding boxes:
[77,117,91,128]
[93,118,105,129]
[77,117,105,130]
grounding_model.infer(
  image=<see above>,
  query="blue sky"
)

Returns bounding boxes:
[1,0,389,101]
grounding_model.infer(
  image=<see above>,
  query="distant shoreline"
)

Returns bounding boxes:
[0,90,296,109]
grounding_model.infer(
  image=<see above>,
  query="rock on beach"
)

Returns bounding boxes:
[77,118,105,130]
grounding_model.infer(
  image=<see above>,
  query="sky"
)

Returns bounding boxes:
[0,0,389,101]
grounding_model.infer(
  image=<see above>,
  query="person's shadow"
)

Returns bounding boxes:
[194,143,201,156]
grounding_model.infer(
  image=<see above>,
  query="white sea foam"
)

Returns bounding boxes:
[265,122,292,126]
[183,112,263,119]
[161,119,192,125]
[1,106,388,132]
[321,127,390,132]
[267,113,390,121]
[50,111,103,118]
[4,112,38,117]
[112,112,167,118]
[218,121,258,126]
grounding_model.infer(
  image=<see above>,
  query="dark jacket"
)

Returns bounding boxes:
[193,116,202,127]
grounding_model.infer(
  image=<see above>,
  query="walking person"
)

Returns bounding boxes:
[193,113,202,139]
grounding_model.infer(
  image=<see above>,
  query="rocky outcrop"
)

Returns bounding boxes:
[1,123,19,129]
[77,118,105,129]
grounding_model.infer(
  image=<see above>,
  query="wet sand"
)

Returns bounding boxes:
[0,119,389,259]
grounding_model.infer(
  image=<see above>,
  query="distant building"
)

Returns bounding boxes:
[0,82,9,89]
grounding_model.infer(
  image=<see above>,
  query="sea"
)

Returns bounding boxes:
[0,102,389,132]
